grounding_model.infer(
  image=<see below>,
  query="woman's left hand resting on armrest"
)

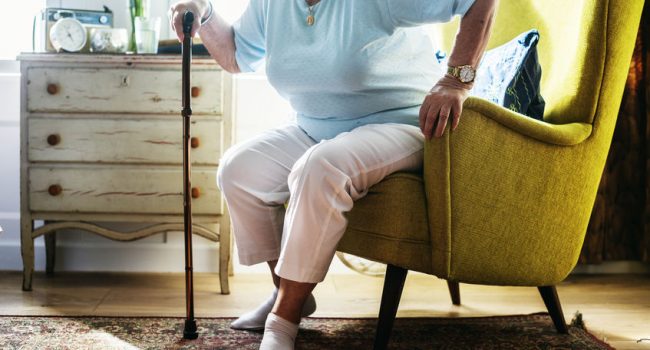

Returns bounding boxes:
[420,0,499,139]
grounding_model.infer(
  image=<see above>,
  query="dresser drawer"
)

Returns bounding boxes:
[28,118,222,165]
[29,167,222,215]
[26,67,222,115]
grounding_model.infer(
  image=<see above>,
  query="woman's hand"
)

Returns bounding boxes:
[169,0,211,41]
[419,75,471,139]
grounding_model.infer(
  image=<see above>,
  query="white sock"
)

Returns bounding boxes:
[259,313,299,350]
[230,288,317,330]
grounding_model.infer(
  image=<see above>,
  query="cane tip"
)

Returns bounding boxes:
[183,319,199,339]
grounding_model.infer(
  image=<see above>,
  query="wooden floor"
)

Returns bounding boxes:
[1,271,648,349]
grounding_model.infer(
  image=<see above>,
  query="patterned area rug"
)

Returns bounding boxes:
[0,313,611,350]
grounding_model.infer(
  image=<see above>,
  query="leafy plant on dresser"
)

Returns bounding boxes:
[129,0,148,52]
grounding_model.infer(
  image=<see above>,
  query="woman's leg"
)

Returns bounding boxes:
[267,260,281,288]
[260,123,424,349]
[278,123,423,284]
[217,124,317,330]
[260,279,316,350]
[273,278,317,323]
[218,124,315,266]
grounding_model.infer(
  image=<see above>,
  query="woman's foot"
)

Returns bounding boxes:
[230,289,317,330]
[259,313,298,350]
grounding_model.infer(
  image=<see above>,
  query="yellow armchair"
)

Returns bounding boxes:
[337,0,645,348]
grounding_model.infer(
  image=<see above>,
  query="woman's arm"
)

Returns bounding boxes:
[419,0,498,139]
[169,1,240,73]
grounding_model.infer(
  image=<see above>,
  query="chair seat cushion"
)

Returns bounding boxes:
[338,172,433,274]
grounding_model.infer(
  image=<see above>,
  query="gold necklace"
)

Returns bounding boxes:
[306,0,321,26]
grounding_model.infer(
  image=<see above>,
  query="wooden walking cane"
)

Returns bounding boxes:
[181,10,198,340]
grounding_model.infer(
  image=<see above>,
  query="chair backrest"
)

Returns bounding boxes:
[436,0,644,126]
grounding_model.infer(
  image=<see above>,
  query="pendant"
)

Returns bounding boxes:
[307,6,315,26]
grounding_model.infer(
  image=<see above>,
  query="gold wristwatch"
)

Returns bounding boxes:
[447,65,476,84]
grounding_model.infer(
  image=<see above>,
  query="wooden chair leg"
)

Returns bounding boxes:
[447,281,461,305]
[21,218,35,291]
[374,264,408,350]
[45,231,56,276]
[538,285,568,333]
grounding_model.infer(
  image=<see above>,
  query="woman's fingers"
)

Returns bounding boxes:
[169,4,184,41]
[423,102,440,140]
[172,11,184,41]
[434,104,451,138]
[419,98,431,131]
[451,98,463,130]
[420,91,454,139]
[421,80,469,139]
[169,2,204,41]
[191,19,201,37]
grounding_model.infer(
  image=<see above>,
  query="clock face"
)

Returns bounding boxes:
[459,66,476,83]
[49,18,87,52]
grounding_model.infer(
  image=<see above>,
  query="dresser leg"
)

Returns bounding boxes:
[21,218,34,291]
[45,228,57,276]
[228,234,234,277]
[219,224,231,295]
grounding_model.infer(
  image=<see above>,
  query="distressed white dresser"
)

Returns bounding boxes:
[19,54,232,294]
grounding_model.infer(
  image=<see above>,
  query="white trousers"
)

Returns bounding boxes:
[217,123,424,283]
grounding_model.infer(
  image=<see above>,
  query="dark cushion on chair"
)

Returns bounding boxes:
[475,29,545,119]
[437,29,546,120]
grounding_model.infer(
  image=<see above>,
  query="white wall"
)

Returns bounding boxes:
[0,63,23,270]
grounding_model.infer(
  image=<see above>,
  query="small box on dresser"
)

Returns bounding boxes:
[18,53,233,294]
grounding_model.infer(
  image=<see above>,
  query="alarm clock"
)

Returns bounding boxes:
[33,7,113,53]
[49,18,87,52]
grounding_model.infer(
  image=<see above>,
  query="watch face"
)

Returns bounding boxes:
[459,66,476,83]
[50,18,87,52]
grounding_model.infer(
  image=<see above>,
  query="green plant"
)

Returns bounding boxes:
[129,0,147,52]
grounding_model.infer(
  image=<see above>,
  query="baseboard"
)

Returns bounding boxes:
[571,261,650,274]
[0,241,221,273]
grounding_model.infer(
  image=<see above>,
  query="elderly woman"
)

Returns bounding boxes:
[170,0,497,348]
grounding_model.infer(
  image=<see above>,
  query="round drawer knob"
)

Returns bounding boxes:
[190,137,200,149]
[47,83,59,95]
[191,187,200,199]
[48,185,63,196]
[191,86,201,98]
[47,134,61,146]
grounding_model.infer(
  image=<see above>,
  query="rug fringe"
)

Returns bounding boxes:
[570,310,585,329]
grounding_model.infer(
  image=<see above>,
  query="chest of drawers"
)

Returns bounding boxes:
[19,54,232,294]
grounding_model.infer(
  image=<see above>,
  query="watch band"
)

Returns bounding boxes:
[447,66,460,77]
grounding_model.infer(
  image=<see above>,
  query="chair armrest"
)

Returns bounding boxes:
[463,97,592,146]
[423,100,605,286]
